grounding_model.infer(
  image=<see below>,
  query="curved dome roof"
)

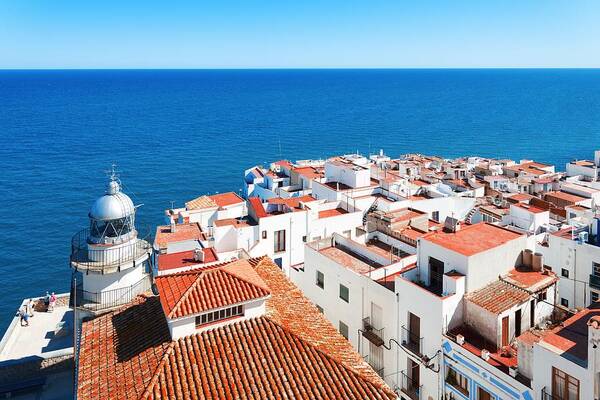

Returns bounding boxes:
[89,181,135,221]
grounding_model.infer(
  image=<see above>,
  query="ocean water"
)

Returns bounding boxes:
[1,69,600,330]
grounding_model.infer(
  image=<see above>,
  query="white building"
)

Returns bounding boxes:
[293,232,417,393]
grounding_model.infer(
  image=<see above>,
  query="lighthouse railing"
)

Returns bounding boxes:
[70,227,153,272]
[71,274,152,312]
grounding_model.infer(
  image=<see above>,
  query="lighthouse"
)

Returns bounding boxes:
[70,170,152,312]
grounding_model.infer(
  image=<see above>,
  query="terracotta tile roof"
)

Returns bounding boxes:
[208,192,244,208]
[465,280,530,314]
[511,203,548,214]
[77,257,395,400]
[544,191,587,204]
[155,260,271,319]
[157,248,218,271]
[77,295,172,400]
[423,222,523,256]
[185,195,217,210]
[540,302,600,363]
[501,267,557,292]
[185,192,243,210]
[318,208,348,218]
[248,197,267,219]
[154,223,205,248]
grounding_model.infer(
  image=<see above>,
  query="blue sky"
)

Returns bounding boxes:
[0,0,599,68]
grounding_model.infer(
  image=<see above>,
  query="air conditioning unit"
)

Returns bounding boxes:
[481,349,490,361]
[456,334,465,345]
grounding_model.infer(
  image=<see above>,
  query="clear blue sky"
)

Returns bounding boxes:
[1,0,599,68]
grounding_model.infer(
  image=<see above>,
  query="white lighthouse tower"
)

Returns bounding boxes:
[70,169,152,312]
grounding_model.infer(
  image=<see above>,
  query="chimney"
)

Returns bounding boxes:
[194,248,204,263]
[170,221,177,233]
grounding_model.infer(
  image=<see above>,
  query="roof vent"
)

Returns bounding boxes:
[456,334,465,345]
[194,248,204,262]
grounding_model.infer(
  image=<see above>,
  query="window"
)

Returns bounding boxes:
[562,268,569,278]
[316,271,324,289]
[302,235,307,243]
[538,291,547,302]
[445,366,469,396]
[339,321,349,339]
[592,291,599,303]
[593,262,600,278]
[274,229,286,252]
[432,211,440,222]
[552,367,580,400]
[195,305,243,327]
[262,231,267,239]
[316,305,324,313]
[339,284,349,303]
[561,298,569,307]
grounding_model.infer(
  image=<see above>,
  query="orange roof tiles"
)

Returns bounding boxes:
[544,191,587,204]
[154,223,204,248]
[248,196,267,218]
[466,280,530,314]
[157,248,218,271]
[185,192,243,210]
[423,222,523,256]
[512,203,548,214]
[318,208,349,219]
[502,267,557,291]
[77,257,395,400]
[540,302,600,362]
[208,192,244,208]
[156,261,271,319]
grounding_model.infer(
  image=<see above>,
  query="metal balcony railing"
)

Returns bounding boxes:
[70,227,152,273]
[541,387,567,400]
[71,274,152,312]
[401,325,423,356]
[400,371,421,400]
[362,317,385,347]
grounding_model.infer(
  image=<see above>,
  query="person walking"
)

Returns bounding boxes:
[19,306,29,327]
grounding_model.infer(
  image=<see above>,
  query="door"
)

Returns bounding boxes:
[369,342,384,376]
[477,387,492,400]
[409,359,420,387]
[428,257,444,293]
[409,313,421,353]
[530,300,535,327]
[501,316,509,347]
[515,309,522,337]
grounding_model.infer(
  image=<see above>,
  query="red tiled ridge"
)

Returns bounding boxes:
[155,260,271,319]
[77,257,395,400]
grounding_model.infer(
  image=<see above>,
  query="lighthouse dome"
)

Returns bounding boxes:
[89,181,135,221]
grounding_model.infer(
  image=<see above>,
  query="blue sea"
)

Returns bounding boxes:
[1,69,600,330]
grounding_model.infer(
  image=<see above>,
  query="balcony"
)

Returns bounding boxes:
[541,387,565,400]
[590,274,600,291]
[362,317,385,347]
[70,227,152,273]
[401,325,423,356]
[400,371,421,400]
